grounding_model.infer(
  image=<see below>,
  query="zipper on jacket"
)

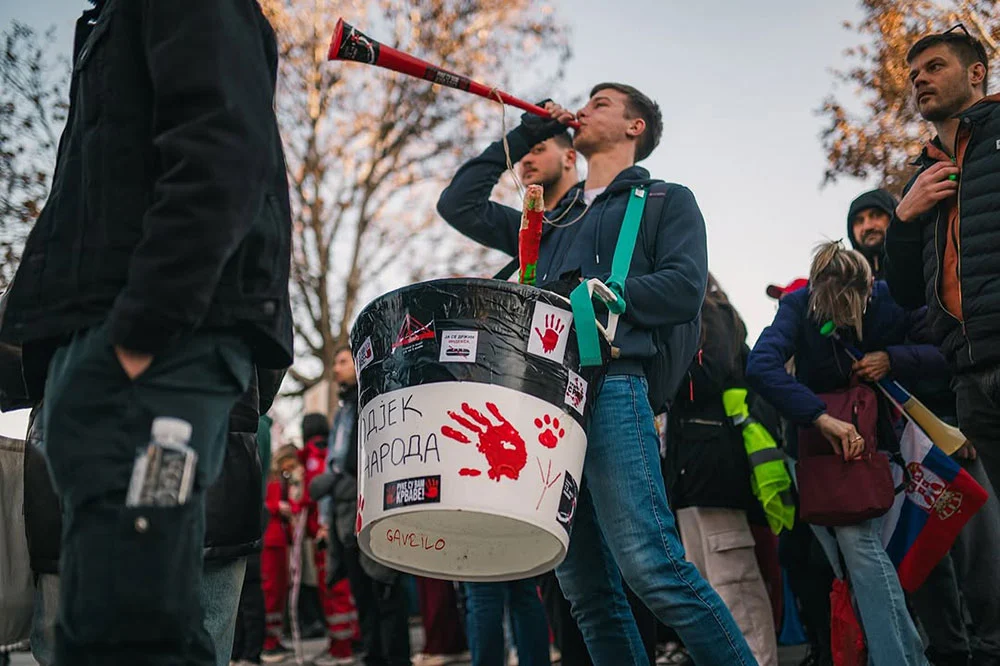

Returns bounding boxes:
[955,121,975,365]
[681,418,725,427]
[687,349,703,402]
[933,207,948,317]
[931,202,970,363]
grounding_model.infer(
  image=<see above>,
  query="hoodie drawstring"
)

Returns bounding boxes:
[593,196,612,266]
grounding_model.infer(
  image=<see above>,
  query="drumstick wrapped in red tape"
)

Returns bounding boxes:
[518,185,545,285]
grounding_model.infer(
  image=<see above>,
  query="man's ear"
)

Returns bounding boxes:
[562,148,577,171]
[969,61,987,91]
[626,117,646,139]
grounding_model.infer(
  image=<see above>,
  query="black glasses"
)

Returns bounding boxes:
[941,23,989,63]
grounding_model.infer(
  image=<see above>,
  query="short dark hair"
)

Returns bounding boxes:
[589,82,662,162]
[551,130,573,150]
[333,343,352,357]
[907,27,990,93]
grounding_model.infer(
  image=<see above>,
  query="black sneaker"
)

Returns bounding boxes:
[301,620,327,639]
[261,645,293,664]
[799,648,833,666]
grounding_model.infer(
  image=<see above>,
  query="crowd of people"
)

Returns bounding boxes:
[1,3,998,666]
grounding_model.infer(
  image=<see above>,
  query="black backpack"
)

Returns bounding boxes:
[635,184,701,415]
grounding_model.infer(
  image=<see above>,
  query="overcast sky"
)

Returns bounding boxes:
[0,1,887,437]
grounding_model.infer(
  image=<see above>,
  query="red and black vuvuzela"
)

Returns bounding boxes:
[328,18,579,129]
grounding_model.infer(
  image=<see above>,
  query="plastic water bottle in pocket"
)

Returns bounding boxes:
[126,417,197,507]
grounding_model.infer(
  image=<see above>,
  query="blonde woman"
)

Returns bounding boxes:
[747,241,932,665]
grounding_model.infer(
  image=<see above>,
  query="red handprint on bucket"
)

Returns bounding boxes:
[534,313,566,353]
[441,402,527,482]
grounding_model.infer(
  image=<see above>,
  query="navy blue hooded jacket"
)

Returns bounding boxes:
[436,123,707,372]
[746,281,948,426]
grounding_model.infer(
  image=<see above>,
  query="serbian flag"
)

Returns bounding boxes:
[880,422,987,592]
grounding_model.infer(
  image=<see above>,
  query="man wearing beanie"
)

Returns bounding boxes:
[846,188,897,280]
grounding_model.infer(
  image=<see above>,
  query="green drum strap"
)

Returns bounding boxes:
[570,187,648,367]
[570,282,602,366]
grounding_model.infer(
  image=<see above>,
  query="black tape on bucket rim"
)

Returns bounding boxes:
[350,278,609,428]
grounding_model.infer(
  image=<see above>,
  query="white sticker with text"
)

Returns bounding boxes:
[439,330,479,363]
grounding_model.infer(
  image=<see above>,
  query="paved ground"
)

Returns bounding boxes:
[8,631,809,665]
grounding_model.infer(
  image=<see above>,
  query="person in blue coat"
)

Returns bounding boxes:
[747,241,931,666]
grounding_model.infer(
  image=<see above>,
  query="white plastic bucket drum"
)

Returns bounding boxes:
[350,278,607,581]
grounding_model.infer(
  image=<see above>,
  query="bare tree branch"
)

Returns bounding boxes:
[819,0,999,195]
[0,22,69,290]
[262,0,571,403]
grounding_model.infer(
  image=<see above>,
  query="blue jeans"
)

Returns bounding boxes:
[201,557,249,666]
[810,519,928,666]
[555,375,754,665]
[464,580,550,666]
[30,573,60,666]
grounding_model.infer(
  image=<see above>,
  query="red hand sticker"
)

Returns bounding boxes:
[534,414,566,449]
[425,477,440,499]
[441,402,527,481]
[534,314,566,353]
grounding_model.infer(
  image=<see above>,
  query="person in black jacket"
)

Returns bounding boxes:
[885,27,1000,493]
[0,3,292,664]
[664,274,778,666]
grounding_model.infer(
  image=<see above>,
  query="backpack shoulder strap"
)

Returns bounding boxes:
[639,182,669,261]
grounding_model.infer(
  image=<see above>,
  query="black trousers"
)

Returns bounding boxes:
[233,552,266,662]
[955,369,1000,498]
[343,543,411,666]
[779,521,834,666]
[43,323,251,666]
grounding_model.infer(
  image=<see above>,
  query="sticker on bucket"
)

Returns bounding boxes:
[356,336,375,371]
[384,475,441,511]
[393,314,435,352]
[565,371,588,415]
[557,470,579,534]
[442,401,527,482]
[439,331,479,363]
[356,382,588,581]
[527,303,572,364]
[534,414,565,449]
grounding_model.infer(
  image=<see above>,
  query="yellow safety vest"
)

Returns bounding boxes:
[722,387,795,535]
